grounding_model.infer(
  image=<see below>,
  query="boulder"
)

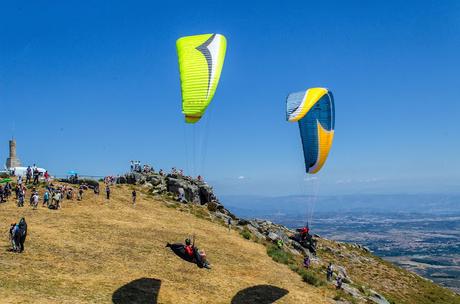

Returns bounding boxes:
[166,177,200,203]
[367,289,391,304]
[117,176,127,184]
[198,184,215,204]
[146,174,163,186]
[341,283,365,301]
[246,224,266,240]
[267,232,280,241]
[238,219,250,226]
[336,265,348,278]
[290,240,309,255]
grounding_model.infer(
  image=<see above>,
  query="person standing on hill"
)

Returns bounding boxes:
[43,190,50,207]
[18,217,27,253]
[33,168,39,184]
[53,191,62,209]
[178,187,185,203]
[78,187,84,201]
[14,185,19,199]
[4,182,11,201]
[106,185,110,200]
[0,185,4,203]
[327,262,334,281]
[12,223,20,252]
[227,217,232,231]
[32,193,39,209]
[132,190,136,206]
[17,188,25,207]
[44,171,50,183]
[26,166,32,184]
[9,223,17,251]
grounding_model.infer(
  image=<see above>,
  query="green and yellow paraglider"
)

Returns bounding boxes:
[176,33,227,123]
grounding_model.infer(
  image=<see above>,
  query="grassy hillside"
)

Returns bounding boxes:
[0,184,331,304]
[315,239,460,304]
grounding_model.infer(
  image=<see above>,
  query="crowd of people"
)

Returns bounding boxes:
[130,161,154,174]
[2,170,117,253]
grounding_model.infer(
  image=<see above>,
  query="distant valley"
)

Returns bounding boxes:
[221,193,460,293]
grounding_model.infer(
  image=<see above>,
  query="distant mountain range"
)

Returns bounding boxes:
[220,193,460,218]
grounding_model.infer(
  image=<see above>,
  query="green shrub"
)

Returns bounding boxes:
[266,245,295,265]
[240,229,252,240]
[300,270,324,287]
[289,264,300,273]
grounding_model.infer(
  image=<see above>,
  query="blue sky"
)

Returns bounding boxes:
[1,0,459,196]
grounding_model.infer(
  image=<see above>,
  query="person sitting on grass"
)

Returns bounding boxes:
[303,255,310,269]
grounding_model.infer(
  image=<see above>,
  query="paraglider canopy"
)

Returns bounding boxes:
[286,88,335,174]
[176,33,227,123]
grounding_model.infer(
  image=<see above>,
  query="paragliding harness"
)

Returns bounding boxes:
[166,237,210,269]
[290,225,317,255]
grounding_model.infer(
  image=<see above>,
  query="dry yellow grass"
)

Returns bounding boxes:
[0,184,330,304]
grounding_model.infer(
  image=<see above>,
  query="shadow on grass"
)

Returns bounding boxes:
[231,285,289,304]
[112,278,161,304]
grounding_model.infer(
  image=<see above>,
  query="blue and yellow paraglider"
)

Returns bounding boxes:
[286,88,335,174]
[286,88,335,241]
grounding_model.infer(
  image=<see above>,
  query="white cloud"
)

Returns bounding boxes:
[237,176,245,180]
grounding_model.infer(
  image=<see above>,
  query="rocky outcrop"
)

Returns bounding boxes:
[117,171,236,219]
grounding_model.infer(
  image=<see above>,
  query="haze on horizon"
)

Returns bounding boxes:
[1,0,459,196]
